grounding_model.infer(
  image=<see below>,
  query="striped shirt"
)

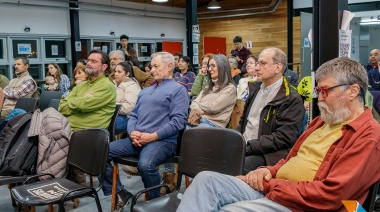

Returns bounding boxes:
[3,79,36,99]
[174,71,196,92]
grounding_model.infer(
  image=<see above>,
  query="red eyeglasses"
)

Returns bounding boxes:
[314,84,348,98]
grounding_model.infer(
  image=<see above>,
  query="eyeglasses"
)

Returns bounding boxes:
[255,61,278,68]
[314,84,348,98]
[208,64,217,69]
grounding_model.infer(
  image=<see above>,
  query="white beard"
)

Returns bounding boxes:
[318,97,351,125]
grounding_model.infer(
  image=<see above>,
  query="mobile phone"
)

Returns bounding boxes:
[231,54,236,57]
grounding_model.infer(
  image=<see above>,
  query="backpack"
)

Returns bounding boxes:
[0,113,38,176]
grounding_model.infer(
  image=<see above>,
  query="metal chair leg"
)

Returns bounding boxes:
[94,192,103,212]
[58,203,66,212]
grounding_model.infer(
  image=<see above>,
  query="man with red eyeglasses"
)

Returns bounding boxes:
[177,57,380,212]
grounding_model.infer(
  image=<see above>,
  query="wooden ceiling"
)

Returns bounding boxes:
[117,0,274,11]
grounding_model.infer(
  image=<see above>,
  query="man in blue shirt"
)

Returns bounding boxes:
[367,50,380,90]
[101,52,189,212]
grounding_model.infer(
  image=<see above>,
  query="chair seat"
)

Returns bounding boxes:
[11,178,93,206]
[0,175,28,185]
[113,156,178,166]
[133,192,183,212]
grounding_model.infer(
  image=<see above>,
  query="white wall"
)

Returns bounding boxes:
[0,3,70,35]
[79,11,186,40]
[0,0,186,41]
[294,0,379,9]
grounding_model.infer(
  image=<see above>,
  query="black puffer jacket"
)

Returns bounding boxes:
[236,77,305,166]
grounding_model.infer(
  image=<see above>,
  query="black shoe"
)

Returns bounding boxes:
[113,189,133,212]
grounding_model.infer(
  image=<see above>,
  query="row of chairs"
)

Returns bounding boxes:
[14,91,63,112]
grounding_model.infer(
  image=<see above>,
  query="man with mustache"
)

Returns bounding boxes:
[59,49,116,131]
[177,57,380,212]
[1,57,36,119]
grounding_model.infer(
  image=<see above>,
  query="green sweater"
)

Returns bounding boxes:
[59,76,116,130]
[191,73,209,96]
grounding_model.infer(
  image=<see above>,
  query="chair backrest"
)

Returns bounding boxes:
[363,179,380,211]
[39,91,63,111]
[67,128,110,176]
[48,99,61,110]
[178,128,246,178]
[14,97,39,112]
[108,104,121,141]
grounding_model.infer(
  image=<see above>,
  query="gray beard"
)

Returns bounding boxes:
[318,99,351,125]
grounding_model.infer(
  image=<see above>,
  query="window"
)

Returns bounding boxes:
[93,41,111,54]
[0,39,5,60]
[28,64,42,80]
[0,65,9,78]
[45,40,66,58]
[137,43,153,57]
[12,39,38,59]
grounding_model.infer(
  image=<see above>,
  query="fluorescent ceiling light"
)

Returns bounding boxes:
[359,21,380,25]
[207,0,221,9]
[152,0,168,2]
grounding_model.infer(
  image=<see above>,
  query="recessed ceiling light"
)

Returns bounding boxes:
[152,0,168,2]
[207,0,221,9]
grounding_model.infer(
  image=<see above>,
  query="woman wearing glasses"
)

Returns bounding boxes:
[187,54,237,129]
[190,53,214,97]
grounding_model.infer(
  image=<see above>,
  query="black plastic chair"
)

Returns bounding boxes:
[11,128,110,212]
[48,99,61,110]
[363,179,380,212]
[14,97,39,112]
[108,104,122,142]
[110,127,185,211]
[39,91,63,111]
[130,127,246,212]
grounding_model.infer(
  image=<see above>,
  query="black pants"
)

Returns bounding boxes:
[243,155,266,174]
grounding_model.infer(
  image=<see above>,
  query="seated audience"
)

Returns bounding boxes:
[177,57,380,212]
[58,49,116,131]
[101,52,189,212]
[283,67,299,87]
[68,64,89,92]
[237,55,257,101]
[113,61,141,131]
[144,61,152,76]
[187,54,237,129]
[46,63,71,97]
[229,57,241,85]
[0,74,9,89]
[109,50,153,88]
[43,75,59,91]
[76,59,87,66]
[368,55,380,90]
[174,56,196,93]
[1,57,36,119]
[231,55,258,129]
[236,48,304,173]
[190,53,214,97]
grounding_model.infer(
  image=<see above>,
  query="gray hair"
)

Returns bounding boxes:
[204,54,232,95]
[109,50,125,60]
[315,57,368,104]
[264,47,287,73]
[228,57,238,69]
[151,52,175,72]
[15,57,29,65]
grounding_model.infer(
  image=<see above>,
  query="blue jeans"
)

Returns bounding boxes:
[115,115,128,131]
[186,118,221,130]
[101,138,176,200]
[177,171,291,212]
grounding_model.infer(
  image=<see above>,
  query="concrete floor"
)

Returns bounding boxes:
[0,164,184,212]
